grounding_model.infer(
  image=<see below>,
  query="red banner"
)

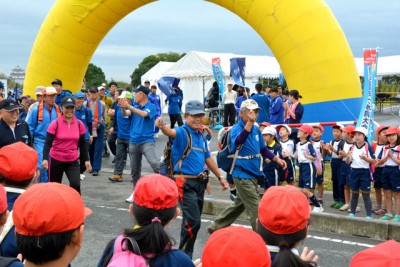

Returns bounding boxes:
[212,57,221,65]
[364,49,377,65]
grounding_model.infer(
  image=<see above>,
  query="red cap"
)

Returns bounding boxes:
[202,226,271,267]
[342,125,356,134]
[385,126,399,136]
[134,174,178,210]
[375,125,389,135]
[0,142,38,182]
[260,122,271,127]
[312,124,324,133]
[298,125,314,135]
[0,185,7,214]
[12,183,92,236]
[259,185,310,234]
[350,240,400,267]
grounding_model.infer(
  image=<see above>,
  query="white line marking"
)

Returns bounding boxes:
[96,205,376,248]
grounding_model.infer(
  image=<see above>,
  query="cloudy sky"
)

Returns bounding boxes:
[1,0,399,82]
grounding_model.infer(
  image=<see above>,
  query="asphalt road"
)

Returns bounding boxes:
[70,111,398,266]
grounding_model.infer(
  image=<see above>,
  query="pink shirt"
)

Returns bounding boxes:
[48,116,86,162]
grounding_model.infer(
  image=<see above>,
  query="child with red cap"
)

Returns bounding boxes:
[0,142,39,258]
[350,240,400,267]
[12,182,91,267]
[257,185,318,266]
[294,125,323,212]
[98,174,196,266]
[202,226,271,267]
[311,124,327,205]
[0,184,23,266]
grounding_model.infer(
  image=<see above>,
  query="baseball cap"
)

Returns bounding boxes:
[0,81,4,89]
[259,185,310,234]
[312,124,324,133]
[118,91,133,99]
[13,183,92,236]
[134,174,178,210]
[43,86,57,96]
[349,240,400,267]
[385,126,399,136]
[74,92,85,99]
[298,124,314,135]
[354,126,368,137]
[185,100,205,115]
[333,124,344,131]
[240,99,261,110]
[260,122,271,127]
[61,96,76,108]
[35,86,45,96]
[0,185,7,214]
[342,125,356,134]
[51,79,62,86]
[0,99,21,111]
[0,142,38,182]
[276,124,292,135]
[262,126,277,136]
[97,85,105,91]
[89,87,98,93]
[133,85,150,95]
[375,125,388,135]
[202,226,271,267]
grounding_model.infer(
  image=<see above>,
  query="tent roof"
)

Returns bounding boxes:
[355,55,400,76]
[162,51,280,79]
[141,61,175,83]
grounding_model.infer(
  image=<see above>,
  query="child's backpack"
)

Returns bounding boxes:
[311,143,323,176]
[217,128,242,174]
[107,235,148,267]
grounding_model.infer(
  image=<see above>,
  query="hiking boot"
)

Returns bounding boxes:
[330,201,338,208]
[340,203,350,211]
[380,214,394,220]
[312,206,324,213]
[109,174,123,182]
[126,192,134,203]
[392,215,400,223]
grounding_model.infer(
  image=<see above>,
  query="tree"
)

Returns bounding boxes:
[85,63,106,90]
[130,52,185,86]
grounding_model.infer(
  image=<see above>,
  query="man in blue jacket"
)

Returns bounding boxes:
[52,79,72,106]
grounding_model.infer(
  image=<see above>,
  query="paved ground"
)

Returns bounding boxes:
[70,111,398,266]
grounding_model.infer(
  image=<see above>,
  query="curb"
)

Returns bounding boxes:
[202,198,400,241]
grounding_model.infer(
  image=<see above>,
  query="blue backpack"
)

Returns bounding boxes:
[217,128,241,174]
[107,235,148,267]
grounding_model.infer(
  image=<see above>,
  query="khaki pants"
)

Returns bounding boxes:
[209,177,259,231]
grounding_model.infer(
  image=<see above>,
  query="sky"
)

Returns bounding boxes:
[0,0,399,83]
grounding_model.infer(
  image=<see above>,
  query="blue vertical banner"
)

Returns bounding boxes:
[230,57,246,86]
[212,58,225,99]
[278,68,285,85]
[356,49,378,143]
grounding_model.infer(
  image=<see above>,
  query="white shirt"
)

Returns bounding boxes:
[295,141,315,163]
[281,139,295,157]
[222,90,237,104]
[342,141,353,162]
[330,139,342,159]
[350,143,374,169]
[375,143,386,167]
[383,145,400,167]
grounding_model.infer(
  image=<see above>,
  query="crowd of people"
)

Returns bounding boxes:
[0,78,399,266]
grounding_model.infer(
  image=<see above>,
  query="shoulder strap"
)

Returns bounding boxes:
[0,211,14,244]
[84,107,89,125]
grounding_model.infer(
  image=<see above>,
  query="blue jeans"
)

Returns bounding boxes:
[129,142,160,188]
[89,124,105,172]
[113,138,129,175]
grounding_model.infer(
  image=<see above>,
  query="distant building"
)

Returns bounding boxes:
[10,66,25,85]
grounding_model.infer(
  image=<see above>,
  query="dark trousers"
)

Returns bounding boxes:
[89,124,105,172]
[49,157,81,194]
[331,158,342,202]
[175,178,207,259]
[114,138,129,175]
[107,132,118,156]
[223,103,236,126]
[80,141,90,174]
[169,114,183,129]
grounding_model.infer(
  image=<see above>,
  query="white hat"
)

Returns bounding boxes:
[97,85,105,90]
[354,126,368,137]
[43,86,57,96]
[240,99,261,110]
[262,126,277,136]
[276,124,292,135]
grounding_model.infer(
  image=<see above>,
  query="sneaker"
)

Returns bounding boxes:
[348,206,361,213]
[348,213,355,217]
[365,216,372,219]
[380,214,394,220]
[375,208,386,215]
[330,201,338,208]
[92,171,99,176]
[312,206,324,213]
[205,195,215,199]
[340,203,350,211]
[126,193,134,203]
[335,202,345,209]
[229,194,237,201]
[392,215,400,223]
[109,174,123,182]
[372,205,380,213]
[80,174,85,180]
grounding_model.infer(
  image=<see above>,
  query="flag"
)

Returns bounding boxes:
[157,77,180,97]
[212,58,225,100]
[230,57,246,86]
[356,49,378,143]
[278,68,285,86]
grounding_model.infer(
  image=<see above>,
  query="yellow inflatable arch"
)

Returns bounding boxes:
[24,0,361,122]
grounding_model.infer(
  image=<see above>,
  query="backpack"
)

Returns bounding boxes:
[217,128,242,174]
[107,235,148,267]
[308,143,323,176]
[0,257,20,267]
